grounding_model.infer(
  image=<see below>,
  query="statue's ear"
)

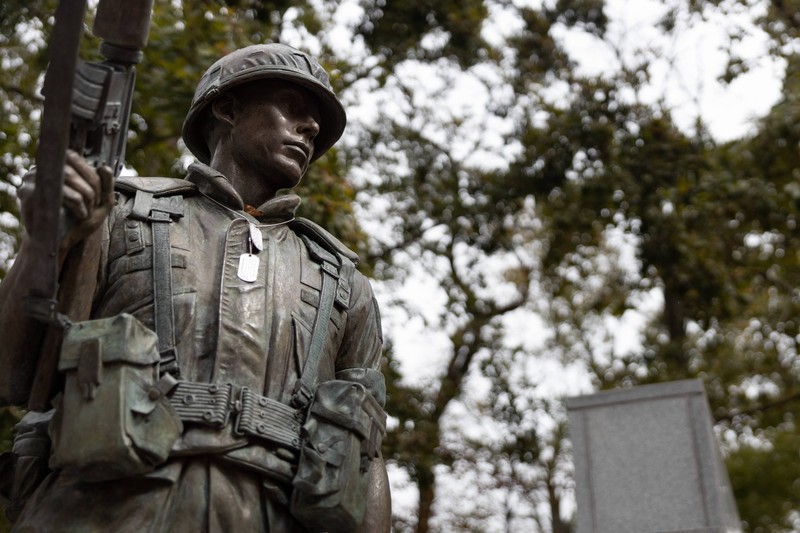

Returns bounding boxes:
[210,94,235,128]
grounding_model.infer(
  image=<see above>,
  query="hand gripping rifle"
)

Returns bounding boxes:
[25,0,155,410]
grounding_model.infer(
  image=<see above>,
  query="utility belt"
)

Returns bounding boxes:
[43,312,385,531]
[168,381,304,453]
[169,377,388,532]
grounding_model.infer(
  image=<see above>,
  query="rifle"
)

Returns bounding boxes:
[25,0,155,411]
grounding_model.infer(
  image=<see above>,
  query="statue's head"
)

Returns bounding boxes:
[182,43,346,165]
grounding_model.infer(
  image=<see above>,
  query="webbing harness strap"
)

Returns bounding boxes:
[291,238,344,408]
[123,197,353,452]
[131,189,184,377]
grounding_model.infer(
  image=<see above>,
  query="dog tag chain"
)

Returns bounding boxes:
[237,223,263,282]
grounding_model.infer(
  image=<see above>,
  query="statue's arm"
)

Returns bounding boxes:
[0,153,114,406]
[0,239,51,405]
[335,271,391,531]
[358,454,391,533]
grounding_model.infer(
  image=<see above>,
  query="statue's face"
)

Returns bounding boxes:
[227,80,322,203]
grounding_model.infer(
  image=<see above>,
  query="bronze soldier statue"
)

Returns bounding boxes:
[0,43,391,532]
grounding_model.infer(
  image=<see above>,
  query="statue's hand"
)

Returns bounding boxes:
[19,150,115,252]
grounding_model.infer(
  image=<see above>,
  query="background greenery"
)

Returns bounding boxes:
[2,1,800,531]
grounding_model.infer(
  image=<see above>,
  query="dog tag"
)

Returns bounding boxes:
[237,253,259,282]
[249,223,263,252]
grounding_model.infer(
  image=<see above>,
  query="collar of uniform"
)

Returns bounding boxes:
[186,162,243,209]
[252,195,301,224]
[186,162,301,223]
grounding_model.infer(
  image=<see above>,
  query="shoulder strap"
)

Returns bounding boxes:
[128,189,185,377]
[291,231,355,408]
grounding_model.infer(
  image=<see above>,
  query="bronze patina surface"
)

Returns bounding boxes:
[0,43,390,532]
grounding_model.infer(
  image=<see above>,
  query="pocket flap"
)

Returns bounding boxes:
[60,314,159,370]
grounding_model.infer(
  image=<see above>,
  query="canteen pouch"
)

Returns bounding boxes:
[49,313,183,482]
[290,380,386,532]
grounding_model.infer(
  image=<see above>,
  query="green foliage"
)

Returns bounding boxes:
[353,0,799,529]
[0,0,53,277]
[728,428,800,532]
[517,3,800,529]
[357,0,489,69]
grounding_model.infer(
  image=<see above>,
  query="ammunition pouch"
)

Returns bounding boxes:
[0,411,52,523]
[49,314,183,482]
[290,380,386,532]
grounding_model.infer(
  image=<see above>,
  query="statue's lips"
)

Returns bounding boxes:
[284,141,310,163]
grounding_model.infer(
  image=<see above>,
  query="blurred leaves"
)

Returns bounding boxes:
[356,0,489,69]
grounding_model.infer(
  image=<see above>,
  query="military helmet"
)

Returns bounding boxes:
[182,43,347,164]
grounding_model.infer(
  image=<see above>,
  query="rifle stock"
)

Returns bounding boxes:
[26,0,154,410]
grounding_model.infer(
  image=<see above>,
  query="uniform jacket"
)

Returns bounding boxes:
[13,163,385,532]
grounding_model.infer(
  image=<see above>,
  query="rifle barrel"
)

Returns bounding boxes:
[28,0,88,319]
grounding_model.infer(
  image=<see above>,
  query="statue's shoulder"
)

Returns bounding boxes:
[115,176,198,197]
[289,217,360,267]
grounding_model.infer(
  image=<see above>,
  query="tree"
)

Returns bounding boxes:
[358,0,800,530]
[491,2,800,529]
[0,0,52,279]
[350,3,612,531]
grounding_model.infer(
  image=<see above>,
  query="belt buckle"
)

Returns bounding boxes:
[233,387,254,437]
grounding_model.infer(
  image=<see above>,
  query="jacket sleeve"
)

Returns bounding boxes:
[334,269,385,405]
[334,269,391,533]
[0,237,49,406]
[0,204,116,407]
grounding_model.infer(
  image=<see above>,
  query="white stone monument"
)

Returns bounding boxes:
[567,379,741,533]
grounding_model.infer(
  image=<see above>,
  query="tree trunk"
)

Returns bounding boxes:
[416,475,434,533]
